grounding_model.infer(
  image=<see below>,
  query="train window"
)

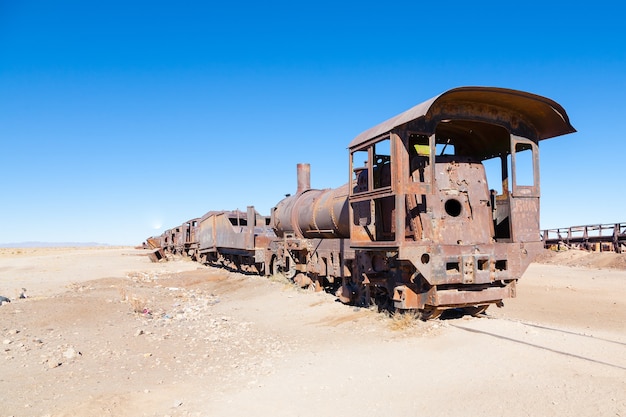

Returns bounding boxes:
[374,138,390,159]
[373,138,391,189]
[436,139,455,156]
[411,135,430,156]
[513,142,534,187]
[409,134,431,183]
[229,218,247,226]
[483,156,504,195]
[352,149,369,193]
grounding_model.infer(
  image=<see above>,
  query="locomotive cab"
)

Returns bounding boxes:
[345,87,575,316]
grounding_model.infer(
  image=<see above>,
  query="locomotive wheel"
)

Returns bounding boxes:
[351,282,371,307]
[311,275,323,293]
[463,305,489,317]
[293,273,312,288]
[284,257,297,280]
[336,281,367,306]
[271,256,289,278]
[419,308,442,321]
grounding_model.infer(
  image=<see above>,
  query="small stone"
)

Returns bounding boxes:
[63,347,80,359]
[134,329,144,337]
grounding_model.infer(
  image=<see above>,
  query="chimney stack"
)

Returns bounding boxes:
[296,163,310,194]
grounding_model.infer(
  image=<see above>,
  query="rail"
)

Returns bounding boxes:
[542,223,626,253]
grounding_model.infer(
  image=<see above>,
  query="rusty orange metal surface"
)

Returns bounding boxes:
[144,86,575,318]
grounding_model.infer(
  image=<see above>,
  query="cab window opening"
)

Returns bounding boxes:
[513,142,534,187]
[373,138,391,189]
[351,149,369,193]
[409,134,430,183]
[436,138,455,157]
[483,156,504,195]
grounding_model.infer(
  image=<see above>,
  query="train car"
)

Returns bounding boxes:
[157,219,200,256]
[160,227,176,253]
[196,207,275,274]
[146,222,194,261]
[144,86,575,319]
[339,86,575,317]
[180,217,200,258]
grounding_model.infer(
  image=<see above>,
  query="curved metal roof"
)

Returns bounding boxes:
[349,86,576,149]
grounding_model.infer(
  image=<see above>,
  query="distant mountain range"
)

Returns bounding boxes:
[0,242,110,248]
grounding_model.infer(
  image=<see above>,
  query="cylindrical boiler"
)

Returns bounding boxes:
[272,164,349,239]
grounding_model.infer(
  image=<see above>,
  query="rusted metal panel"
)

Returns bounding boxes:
[147,248,166,263]
[198,210,243,252]
[392,279,515,310]
[145,237,161,249]
[428,158,493,245]
[435,283,515,306]
[510,197,541,242]
[350,87,575,150]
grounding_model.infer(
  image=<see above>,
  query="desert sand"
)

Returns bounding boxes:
[0,246,624,417]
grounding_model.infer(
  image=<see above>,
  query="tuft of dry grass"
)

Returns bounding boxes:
[129,296,147,314]
[269,273,292,286]
[388,310,420,331]
[119,288,148,314]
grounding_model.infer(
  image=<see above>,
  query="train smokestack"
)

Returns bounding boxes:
[297,163,310,194]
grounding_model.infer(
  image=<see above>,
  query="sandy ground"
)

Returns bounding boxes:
[0,246,624,417]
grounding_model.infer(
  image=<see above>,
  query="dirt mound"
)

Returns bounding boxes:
[535,248,626,270]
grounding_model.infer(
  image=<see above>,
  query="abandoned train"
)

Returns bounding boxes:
[146,86,575,318]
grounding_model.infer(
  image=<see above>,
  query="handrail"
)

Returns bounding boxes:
[541,222,626,253]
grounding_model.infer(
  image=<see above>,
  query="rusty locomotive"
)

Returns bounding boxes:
[147,86,575,318]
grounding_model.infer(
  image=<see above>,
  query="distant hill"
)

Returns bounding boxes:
[0,242,110,248]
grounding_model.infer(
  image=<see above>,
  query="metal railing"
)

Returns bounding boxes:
[542,223,626,253]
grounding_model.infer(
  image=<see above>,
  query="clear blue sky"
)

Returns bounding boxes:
[1,1,624,245]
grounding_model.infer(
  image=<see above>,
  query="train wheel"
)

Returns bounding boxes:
[336,282,363,305]
[284,256,296,280]
[372,290,394,313]
[352,282,371,308]
[293,273,312,288]
[271,256,282,276]
[311,275,323,292]
[419,308,442,321]
[463,305,489,317]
